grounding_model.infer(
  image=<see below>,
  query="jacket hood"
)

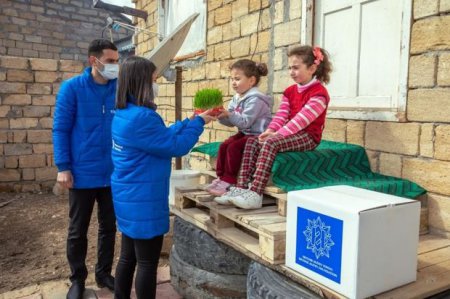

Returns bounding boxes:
[238,87,272,107]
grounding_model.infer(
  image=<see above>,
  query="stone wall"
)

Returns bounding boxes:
[133,0,450,236]
[0,55,83,192]
[0,0,130,61]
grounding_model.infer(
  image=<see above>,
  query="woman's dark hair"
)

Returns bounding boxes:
[88,39,117,58]
[229,59,268,85]
[288,45,332,84]
[116,56,157,110]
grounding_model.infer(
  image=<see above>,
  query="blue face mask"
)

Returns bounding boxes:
[95,58,119,80]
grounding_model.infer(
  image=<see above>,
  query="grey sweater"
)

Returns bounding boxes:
[219,87,273,135]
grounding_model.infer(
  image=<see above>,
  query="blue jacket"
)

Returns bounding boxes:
[111,103,205,239]
[53,67,116,188]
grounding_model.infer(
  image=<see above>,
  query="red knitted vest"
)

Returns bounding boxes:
[283,82,330,143]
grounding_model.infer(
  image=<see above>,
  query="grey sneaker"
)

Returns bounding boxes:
[229,189,263,209]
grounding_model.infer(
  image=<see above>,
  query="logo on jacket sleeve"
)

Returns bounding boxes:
[112,139,123,152]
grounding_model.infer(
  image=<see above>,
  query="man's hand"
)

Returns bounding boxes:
[57,171,73,189]
[258,129,277,143]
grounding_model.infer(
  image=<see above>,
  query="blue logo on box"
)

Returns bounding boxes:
[296,207,343,283]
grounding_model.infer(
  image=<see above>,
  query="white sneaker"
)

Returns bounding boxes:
[229,189,263,209]
[214,187,245,205]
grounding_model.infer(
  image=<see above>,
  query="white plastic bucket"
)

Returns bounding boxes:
[169,169,201,206]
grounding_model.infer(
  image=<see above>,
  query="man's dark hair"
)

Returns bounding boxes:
[88,39,118,57]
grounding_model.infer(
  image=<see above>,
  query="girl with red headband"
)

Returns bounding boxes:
[215,45,332,209]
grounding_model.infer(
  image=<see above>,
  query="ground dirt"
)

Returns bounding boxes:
[0,192,168,294]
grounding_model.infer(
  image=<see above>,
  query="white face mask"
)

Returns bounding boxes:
[95,58,119,80]
[152,82,159,98]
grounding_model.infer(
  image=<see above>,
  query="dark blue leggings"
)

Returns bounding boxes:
[114,233,164,299]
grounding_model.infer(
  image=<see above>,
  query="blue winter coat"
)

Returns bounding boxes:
[53,67,116,188]
[111,103,205,239]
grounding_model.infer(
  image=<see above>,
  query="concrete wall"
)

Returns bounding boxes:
[133,0,450,237]
[0,0,130,61]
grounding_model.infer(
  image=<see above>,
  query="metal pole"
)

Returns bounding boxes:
[175,66,182,170]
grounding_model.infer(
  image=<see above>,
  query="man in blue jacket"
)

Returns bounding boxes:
[53,39,118,299]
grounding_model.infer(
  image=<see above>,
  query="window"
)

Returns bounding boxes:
[302,0,412,121]
[158,0,206,58]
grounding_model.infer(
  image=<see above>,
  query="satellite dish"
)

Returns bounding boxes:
[144,13,199,77]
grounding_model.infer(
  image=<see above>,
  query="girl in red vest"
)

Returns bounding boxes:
[215,45,332,209]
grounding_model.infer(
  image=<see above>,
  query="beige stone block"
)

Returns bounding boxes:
[19,154,46,168]
[428,192,450,232]
[207,26,223,45]
[403,158,450,195]
[32,95,55,106]
[52,83,60,95]
[290,0,302,20]
[5,156,18,168]
[322,119,346,142]
[0,82,26,93]
[208,0,223,11]
[59,60,83,72]
[210,78,230,96]
[206,44,215,62]
[33,143,53,154]
[274,20,301,47]
[365,122,420,155]
[4,144,32,156]
[0,56,28,69]
[411,16,450,54]
[0,169,20,182]
[273,48,286,70]
[379,153,402,177]
[10,118,38,129]
[206,62,221,79]
[0,106,9,118]
[35,167,57,181]
[192,67,206,81]
[435,125,450,161]
[250,30,270,54]
[441,0,450,12]
[27,83,52,95]
[414,0,439,19]
[215,129,234,141]
[27,130,52,143]
[437,52,450,86]
[220,60,234,77]
[0,119,8,129]
[249,0,261,12]
[0,71,6,81]
[420,123,434,158]
[199,128,211,143]
[22,168,35,180]
[408,54,436,88]
[408,88,450,122]
[365,149,379,172]
[23,106,51,117]
[346,120,365,146]
[259,8,271,30]
[35,71,60,83]
[214,42,231,60]
[30,58,57,71]
[215,5,232,25]
[7,69,33,82]
[7,130,26,143]
[231,36,250,58]
[208,10,215,29]
[3,94,31,105]
[274,1,284,24]
[185,82,198,97]
[222,22,240,41]
[182,97,194,110]
[240,12,260,36]
[272,70,290,93]
[232,0,248,18]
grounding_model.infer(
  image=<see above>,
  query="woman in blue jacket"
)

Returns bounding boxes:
[111,56,215,299]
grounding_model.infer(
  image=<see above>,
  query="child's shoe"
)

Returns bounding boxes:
[214,187,245,205]
[204,178,221,191]
[207,179,231,196]
[229,189,262,209]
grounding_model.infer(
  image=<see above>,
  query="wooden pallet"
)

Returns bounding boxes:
[172,186,286,264]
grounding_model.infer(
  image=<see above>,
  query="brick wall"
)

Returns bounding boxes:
[0,55,83,192]
[133,0,450,237]
[0,0,130,61]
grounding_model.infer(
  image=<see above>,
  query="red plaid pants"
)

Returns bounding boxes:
[237,132,317,194]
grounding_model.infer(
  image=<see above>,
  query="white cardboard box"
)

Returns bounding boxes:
[286,186,420,299]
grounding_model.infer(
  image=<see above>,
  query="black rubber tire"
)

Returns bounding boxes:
[170,246,247,299]
[247,262,321,299]
[173,216,251,274]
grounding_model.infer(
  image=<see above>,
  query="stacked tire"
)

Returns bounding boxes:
[170,216,250,298]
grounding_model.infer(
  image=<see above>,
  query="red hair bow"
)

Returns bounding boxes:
[313,47,324,65]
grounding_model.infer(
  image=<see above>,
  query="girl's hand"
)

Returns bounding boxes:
[217,108,230,119]
[198,109,217,124]
[258,129,277,142]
